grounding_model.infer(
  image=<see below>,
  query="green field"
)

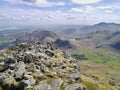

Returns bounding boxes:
[0,39,15,45]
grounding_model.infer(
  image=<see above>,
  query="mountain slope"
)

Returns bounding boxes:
[0,42,82,90]
[81,22,120,33]
[14,30,58,44]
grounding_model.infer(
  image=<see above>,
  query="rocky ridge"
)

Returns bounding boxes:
[0,42,82,90]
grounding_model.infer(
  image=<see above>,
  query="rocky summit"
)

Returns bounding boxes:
[0,42,83,90]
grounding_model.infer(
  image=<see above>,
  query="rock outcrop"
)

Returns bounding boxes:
[0,42,82,90]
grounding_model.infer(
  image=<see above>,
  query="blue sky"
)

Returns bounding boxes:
[0,0,120,25]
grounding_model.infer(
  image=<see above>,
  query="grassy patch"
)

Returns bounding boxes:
[82,48,120,69]
[82,80,99,90]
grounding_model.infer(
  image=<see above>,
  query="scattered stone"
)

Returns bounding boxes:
[65,84,82,90]
[23,74,36,87]
[45,50,54,57]
[4,57,16,64]
[69,72,81,82]
[46,72,57,78]
[0,76,4,83]
[0,64,9,72]
[26,63,36,72]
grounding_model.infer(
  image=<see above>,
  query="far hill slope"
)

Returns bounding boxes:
[14,30,58,44]
[14,30,74,50]
[81,22,120,33]
[61,22,120,38]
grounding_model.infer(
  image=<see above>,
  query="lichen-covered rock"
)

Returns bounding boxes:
[15,61,26,77]
[0,76,4,83]
[50,78,63,90]
[34,80,52,90]
[2,76,19,90]
[4,57,16,64]
[65,84,82,90]
[46,71,57,78]
[0,64,9,72]
[26,63,36,72]
[23,74,36,88]
[69,72,81,82]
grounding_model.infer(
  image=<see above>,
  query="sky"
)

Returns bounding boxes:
[0,0,120,25]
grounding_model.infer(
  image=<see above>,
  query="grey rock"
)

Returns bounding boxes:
[40,64,46,72]
[3,76,16,85]
[15,61,26,77]
[34,80,52,90]
[37,75,46,81]
[69,72,81,82]
[7,70,15,77]
[0,76,4,83]
[65,84,82,90]
[4,57,16,64]
[23,74,36,87]
[24,54,33,63]
[46,72,57,78]
[26,63,36,72]
[45,50,54,57]
[44,60,51,67]
[51,78,63,90]
[0,64,9,72]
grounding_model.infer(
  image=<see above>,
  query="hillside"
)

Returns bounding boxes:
[0,42,120,90]
[61,22,120,38]
[81,22,120,33]
[0,42,82,90]
[14,30,58,44]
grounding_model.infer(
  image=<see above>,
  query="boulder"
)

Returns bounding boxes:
[0,64,9,72]
[2,76,19,90]
[24,54,33,63]
[34,80,52,90]
[46,71,57,78]
[50,78,63,90]
[23,74,36,87]
[15,61,26,77]
[45,50,54,57]
[65,84,82,90]
[26,63,36,72]
[4,57,16,64]
[69,72,81,82]
[0,76,4,83]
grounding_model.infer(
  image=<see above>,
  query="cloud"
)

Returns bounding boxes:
[84,6,95,12]
[72,0,102,4]
[104,10,113,13]
[71,7,83,12]
[5,0,65,7]
[97,6,112,9]
[10,16,16,20]
[71,6,95,13]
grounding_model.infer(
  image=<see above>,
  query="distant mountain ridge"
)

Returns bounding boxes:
[81,22,120,32]
[14,30,58,44]
[61,22,120,38]
[14,30,73,50]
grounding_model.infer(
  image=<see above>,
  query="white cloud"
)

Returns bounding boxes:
[5,0,65,7]
[84,6,95,12]
[104,10,113,13]
[0,5,120,25]
[72,0,102,4]
[36,0,65,7]
[71,6,95,13]
[71,8,83,12]
[97,6,112,9]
